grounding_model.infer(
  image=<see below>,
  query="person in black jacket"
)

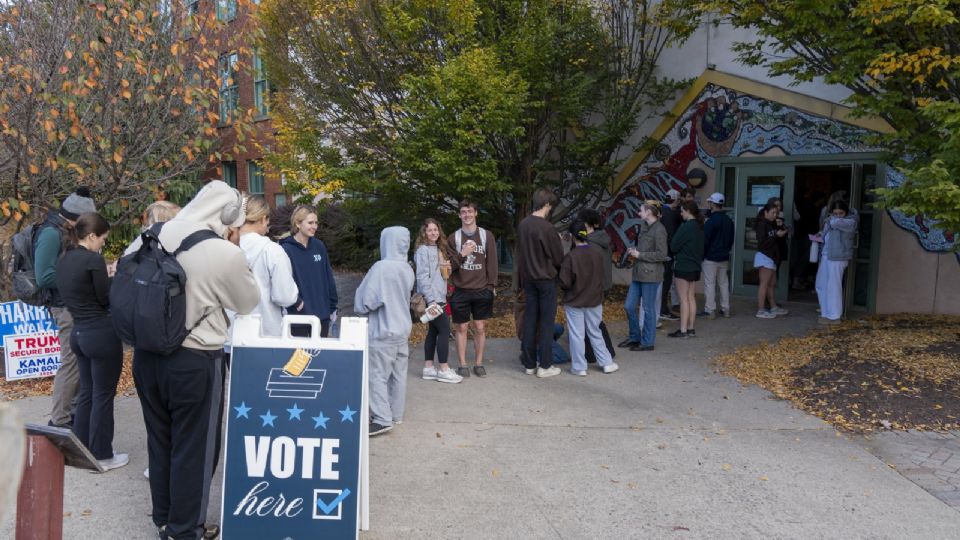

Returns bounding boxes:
[659,189,682,320]
[754,202,788,319]
[702,193,734,318]
[54,212,128,472]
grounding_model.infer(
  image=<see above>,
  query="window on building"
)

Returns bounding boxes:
[248,161,265,194]
[275,193,287,207]
[218,52,238,124]
[217,0,237,21]
[253,48,270,118]
[222,162,237,188]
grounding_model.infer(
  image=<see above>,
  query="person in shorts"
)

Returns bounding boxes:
[446,200,498,378]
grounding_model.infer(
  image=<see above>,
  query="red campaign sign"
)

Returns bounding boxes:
[3,332,61,381]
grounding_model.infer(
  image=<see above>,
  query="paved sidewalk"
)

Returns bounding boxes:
[3,298,960,538]
[861,430,960,509]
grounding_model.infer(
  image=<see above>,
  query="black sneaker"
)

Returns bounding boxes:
[456,366,470,378]
[617,339,639,349]
[687,329,696,337]
[660,312,679,321]
[630,344,654,351]
[369,422,393,437]
[159,524,219,539]
[667,329,688,338]
[473,365,487,378]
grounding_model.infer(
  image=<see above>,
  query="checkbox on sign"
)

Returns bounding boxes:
[313,488,351,520]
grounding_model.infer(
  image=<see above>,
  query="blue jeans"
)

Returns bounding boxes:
[624,281,660,346]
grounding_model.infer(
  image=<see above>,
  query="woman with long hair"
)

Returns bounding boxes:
[669,200,704,338]
[621,201,668,351]
[815,200,858,324]
[280,205,339,337]
[754,201,788,318]
[414,218,462,383]
[55,212,128,471]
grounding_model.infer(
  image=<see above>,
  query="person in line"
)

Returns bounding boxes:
[815,200,859,324]
[55,212,127,472]
[129,181,259,540]
[669,200,705,338]
[702,193,734,319]
[579,209,616,363]
[754,201,788,319]
[659,189,681,321]
[414,218,462,383]
[281,205,339,337]
[559,219,619,376]
[354,226,416,436]
[517,189,565,379]
[621,201,669,351]
[446,200,498,378]
[35,187,98,429]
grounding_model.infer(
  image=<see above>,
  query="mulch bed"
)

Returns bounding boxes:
[713,315,960,432]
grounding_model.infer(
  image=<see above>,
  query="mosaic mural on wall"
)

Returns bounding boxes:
[884,169,957,259]
[603,83,958,260]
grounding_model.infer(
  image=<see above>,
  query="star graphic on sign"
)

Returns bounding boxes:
[312,411,330,429]
[260,410,277,427]
[233,402,251,419]
[339,405,356,423]
[287,403,304,421]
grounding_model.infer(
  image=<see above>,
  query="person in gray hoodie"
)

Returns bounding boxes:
[354,226,416,437]
[414,218,463,384]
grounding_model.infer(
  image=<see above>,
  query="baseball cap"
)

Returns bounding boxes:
[707,192,724,205]
[664,189,680,202]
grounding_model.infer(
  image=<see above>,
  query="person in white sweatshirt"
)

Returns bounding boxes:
[354,226,415,437]
[128,180,259,540]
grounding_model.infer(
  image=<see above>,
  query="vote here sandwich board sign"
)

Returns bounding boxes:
[221,315,369,540]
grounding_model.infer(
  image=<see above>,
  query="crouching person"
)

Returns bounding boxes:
[354,226,415,437]
[126,181,259,540]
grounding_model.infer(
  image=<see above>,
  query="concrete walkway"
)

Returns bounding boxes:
[3,297,960,538]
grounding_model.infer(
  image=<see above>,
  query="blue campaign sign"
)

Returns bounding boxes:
[0,301,57,339]
[221,315,368,540]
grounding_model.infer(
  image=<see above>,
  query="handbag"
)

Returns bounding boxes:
[410,291,427,318]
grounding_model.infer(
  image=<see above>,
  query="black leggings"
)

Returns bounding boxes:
[424,311,450,364]
[71,319,123,460]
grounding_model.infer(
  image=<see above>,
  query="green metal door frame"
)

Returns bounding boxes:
[716,153,885,313]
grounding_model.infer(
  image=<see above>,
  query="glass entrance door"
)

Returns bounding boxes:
[731,164,795,301]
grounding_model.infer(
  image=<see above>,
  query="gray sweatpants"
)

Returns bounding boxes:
[49,306,79,426]
[368,342,408,426]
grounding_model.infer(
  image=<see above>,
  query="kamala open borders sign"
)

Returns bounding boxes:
[221,315,368,540]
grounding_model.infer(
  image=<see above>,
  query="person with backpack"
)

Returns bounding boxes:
[121,180,258,540]
[280,205,339,338]
[559,219,619,377]
[702,193,735,319]
[31,187,98,428]
[446,199,498,378]
[354,226,416,436]
[54,212,127,472]
[414,218,462,384]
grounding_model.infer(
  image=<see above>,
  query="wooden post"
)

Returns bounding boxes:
[16,435,65,540]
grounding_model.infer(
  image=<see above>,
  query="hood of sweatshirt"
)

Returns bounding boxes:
[175,180,245,237]
[239,232,271,263]
[380,225,410,262]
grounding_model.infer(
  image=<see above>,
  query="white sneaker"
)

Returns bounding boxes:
[602,363,620,374]
[95,453,129,473]
[569,369,587,377]
[770,306,789,316]
[435,368,463,384]
[524,368,537,375]
[536,366,561,378]
[755,310,776,319]
[143,467,149,479]
[422,366,438,380]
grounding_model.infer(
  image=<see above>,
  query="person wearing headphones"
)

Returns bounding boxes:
[126,180,259,540]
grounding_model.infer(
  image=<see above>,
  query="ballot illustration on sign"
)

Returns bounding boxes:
[265,348,327,399]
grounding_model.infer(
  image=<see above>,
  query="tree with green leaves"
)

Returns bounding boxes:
[259,0,698,243]
[699,0,960,239]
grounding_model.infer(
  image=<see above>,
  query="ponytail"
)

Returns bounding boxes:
[679,200,704,229]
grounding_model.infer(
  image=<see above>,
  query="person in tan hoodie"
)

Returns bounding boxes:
[127,180,259,540]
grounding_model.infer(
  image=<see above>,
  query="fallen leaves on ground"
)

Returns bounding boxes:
[1,350,136,401]
[713,314,960,433]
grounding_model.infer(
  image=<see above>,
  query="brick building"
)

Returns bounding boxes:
[194,0,286,207]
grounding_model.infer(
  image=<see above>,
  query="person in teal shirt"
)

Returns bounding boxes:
[669,200,705,338]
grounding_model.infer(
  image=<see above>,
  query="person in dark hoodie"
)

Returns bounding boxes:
[355,226,416,437]
[34,187,97,428]
[702,193,734,319]
[281,205,339,337]
[559,219,619,377]
[578,208,615,363]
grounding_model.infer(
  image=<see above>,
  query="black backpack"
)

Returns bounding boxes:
[9,223,53,307]
[110,224,220,355]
